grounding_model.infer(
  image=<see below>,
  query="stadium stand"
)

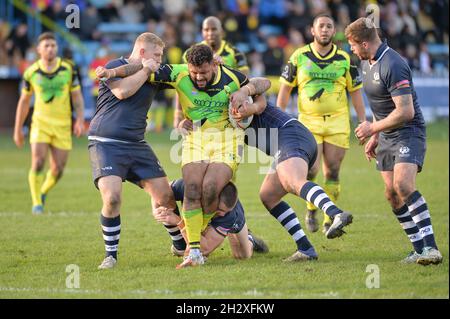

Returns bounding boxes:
[0,0,448,129]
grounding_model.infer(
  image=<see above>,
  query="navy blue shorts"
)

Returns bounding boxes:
[210,200,246,236]
[273,121,318,170]
[88,141,166,188]
[377,127,426,172]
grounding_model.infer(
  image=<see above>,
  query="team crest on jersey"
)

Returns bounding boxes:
[399,146,410,157]
[372,72,380,85]
[191,89,198,95]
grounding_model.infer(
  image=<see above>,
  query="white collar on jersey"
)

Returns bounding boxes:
[369,46,390,68]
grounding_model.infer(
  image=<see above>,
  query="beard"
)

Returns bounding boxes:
[315,36,333,47]
[191,72,216,90]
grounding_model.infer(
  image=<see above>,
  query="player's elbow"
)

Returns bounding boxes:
[111,88,129,100]
[405,108,415,121]
[400,107,415,122]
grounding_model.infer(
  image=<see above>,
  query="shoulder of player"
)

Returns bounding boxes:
[288,46,310,63]
[335,48,351,62]
[105,57,127,69]
[223,41,241,53]
[293,45,310,56]
[23,61,40,79]
[221,64,245,78]
[61,58,76,71]
[380,49,410,76]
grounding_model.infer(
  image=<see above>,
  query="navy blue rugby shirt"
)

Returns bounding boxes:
[89,58,169,143]
[361,42,425,136]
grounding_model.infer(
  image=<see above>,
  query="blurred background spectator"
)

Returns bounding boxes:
[0,0,448,125]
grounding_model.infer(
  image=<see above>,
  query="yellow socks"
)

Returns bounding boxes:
[182,208,203,249]
[323,180,341,225]
[41,170,58,196]
[202,212,216,232]
[28,169,44,206]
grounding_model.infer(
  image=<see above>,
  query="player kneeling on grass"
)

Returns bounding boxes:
[153,179,269,268]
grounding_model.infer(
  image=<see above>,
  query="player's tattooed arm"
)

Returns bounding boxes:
[355,94,414,141]
[230,77,271,109]
[95,63,142,80]
[115,63,146,78]
[247,77,271,96]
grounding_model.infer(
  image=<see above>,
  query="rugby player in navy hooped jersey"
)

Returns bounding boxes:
[346,18,442,265]
[88,33,179,269]
[181,98,354,262]
[153,179,268,264]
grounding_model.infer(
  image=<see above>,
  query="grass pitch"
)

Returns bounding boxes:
[0,120,448,299]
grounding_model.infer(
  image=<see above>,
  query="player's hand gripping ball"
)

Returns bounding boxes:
[228,96,254,129]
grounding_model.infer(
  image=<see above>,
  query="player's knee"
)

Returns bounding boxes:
[51,167,64,179]
[184,182,202,202]
[384,187,401,207]
[259,190,276,210]
[324,169,339,181]
[155,190,174,208]
[104,192,121,210]
[202,182,217,208]
[393,180,414,200]
[33,158,46,172]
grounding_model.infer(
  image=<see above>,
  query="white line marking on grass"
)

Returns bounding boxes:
[0,211,98,217]
[0,168,88,175]
[0,286,341,298]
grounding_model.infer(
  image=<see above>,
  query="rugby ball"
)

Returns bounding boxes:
[228,96,254,129]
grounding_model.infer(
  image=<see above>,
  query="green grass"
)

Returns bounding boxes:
[0,120,448,299]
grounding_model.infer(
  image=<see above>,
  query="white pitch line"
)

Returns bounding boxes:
[0,286,340,298]
[0,211,98,217]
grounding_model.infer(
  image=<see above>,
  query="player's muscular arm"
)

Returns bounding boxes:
[372,94,414,133]
[355,94,414,142]
[248,77,271,95]
[277,84,293,111]
[13,92,32,148]
[349,89,366,123]
[173,94,185,128]
[108,67,151,100]
[71,90,85,137]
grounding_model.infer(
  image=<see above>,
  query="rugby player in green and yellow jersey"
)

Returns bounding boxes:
[13,32,85,214]
[173,16,250,129]
[277,14,366,233]
[96,44,270,268]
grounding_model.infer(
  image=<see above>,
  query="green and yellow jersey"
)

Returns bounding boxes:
[182,40,249,73]
[280,44,362,117]
[22,57,80,126]
[149,64,248,131]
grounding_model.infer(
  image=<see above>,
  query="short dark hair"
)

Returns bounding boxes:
[37,32,56,44]
[186,44,214,66]
[313,14,335,26]
[219,182,238,210]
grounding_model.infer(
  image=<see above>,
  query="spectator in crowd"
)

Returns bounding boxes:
[5,22,30,69]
